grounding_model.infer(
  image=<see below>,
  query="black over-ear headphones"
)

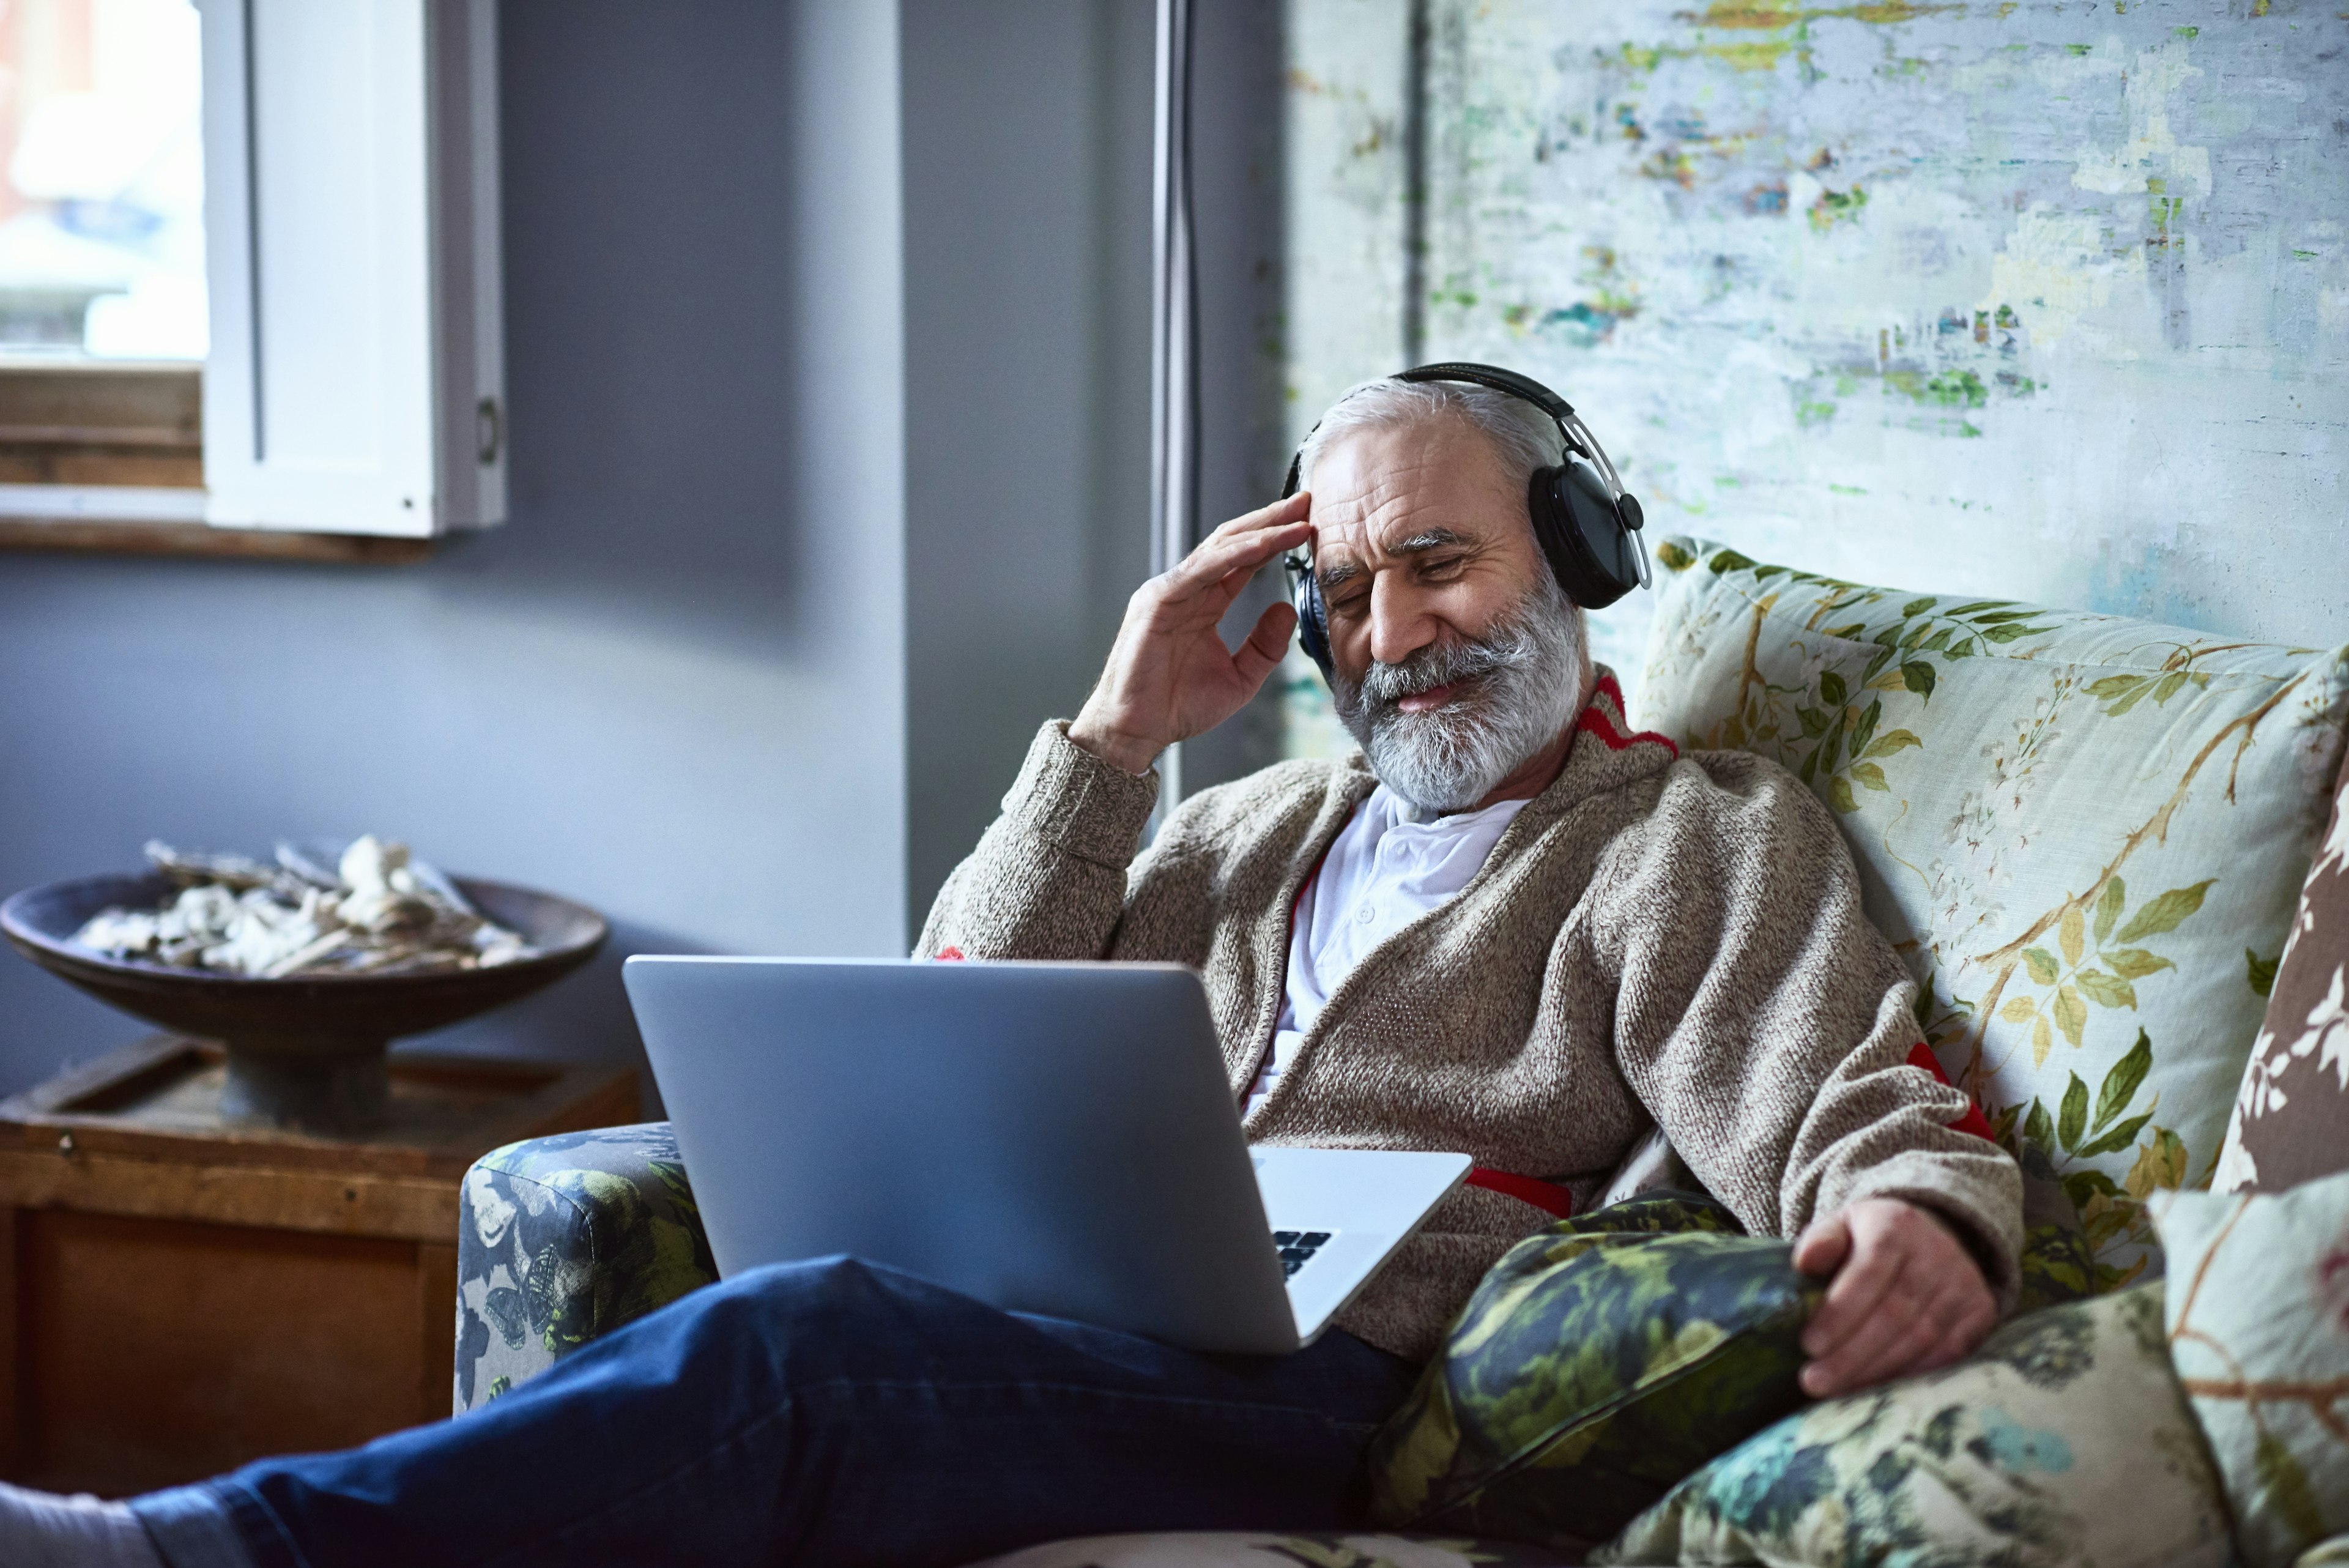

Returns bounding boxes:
[1280,362,1649,683]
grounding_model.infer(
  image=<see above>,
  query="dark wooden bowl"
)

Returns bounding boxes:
[1,871,608,1135]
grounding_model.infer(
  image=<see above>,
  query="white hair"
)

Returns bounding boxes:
[1295,377,1565,497]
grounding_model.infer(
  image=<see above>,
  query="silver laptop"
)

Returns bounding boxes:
[622,956,1470,1355]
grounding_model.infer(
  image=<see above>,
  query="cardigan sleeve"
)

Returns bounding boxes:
[1594,751,2024,1311]
[915,721,1163,961]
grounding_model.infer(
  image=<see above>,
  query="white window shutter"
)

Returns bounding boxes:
[199,0,503,537]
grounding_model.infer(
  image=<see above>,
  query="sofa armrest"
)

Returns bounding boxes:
[454,1120,718,1413]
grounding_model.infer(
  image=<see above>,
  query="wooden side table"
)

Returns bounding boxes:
[0,1036,636,1496]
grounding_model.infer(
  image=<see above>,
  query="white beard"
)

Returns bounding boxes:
[1330,572,1586,816]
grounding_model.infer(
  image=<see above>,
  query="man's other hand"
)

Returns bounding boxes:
[1792,1197,1996,1399]
[1068,494,1310,775]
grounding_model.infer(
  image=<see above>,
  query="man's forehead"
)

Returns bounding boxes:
[1308,433,1519,574]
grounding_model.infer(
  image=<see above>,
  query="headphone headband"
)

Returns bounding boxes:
[1395,362,1628,496]
[1279,362,1612,499]
[1395,361,1574,421]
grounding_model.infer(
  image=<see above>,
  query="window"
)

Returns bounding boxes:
[0,0,503,559]
[0,0,206,359]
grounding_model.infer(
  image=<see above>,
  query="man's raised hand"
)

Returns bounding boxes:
[1792,1196,1998,1399]
[1068,494,1312,775]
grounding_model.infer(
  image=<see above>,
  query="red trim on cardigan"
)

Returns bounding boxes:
[1577,674,1680,758]
[1908,1041,1998,1142]
[1466,1166,1575,1218]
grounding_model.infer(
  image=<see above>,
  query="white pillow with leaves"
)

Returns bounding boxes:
[1639,538,2349,1288]
[2156,1171,2349,1568]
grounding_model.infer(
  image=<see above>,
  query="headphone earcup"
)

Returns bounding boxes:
[1527,461,1642,610]
[1292,564,1335,683]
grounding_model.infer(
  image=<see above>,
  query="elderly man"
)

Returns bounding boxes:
[926,373,2018,1376]
[3,374,2017,1568]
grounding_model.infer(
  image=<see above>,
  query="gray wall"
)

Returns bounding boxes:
[0,1,910,1096]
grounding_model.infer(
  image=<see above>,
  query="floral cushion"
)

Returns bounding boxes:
[2217,746,2349,1192]
[964,1534,1575,1568]
[1596,1282,2234,1567]
[2156,1168,2349,1567]
[1364,1194,1819,1553]
[454,1122,717,1412]
[1638,537,2349,1290]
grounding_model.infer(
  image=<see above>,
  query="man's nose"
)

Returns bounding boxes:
[1365,575,1440,667]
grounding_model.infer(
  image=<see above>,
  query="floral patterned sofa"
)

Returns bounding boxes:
[453,538,2349,1563]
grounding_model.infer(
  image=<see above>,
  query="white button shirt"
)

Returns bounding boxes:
[1243,784,1531,1118]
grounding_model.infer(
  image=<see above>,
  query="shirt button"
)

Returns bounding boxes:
[1354,905,1375,924]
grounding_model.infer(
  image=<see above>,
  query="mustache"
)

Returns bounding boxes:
[1343,625,1532,713]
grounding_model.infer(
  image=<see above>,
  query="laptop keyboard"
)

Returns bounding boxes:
[1272,1230,1332,1277]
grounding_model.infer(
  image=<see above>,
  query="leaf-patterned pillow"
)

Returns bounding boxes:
[2216,745,2349,1193]
[1598,1284,2234,1567]
[2156,1170,2349,1568]
[1640,537,2349,1289]
[1364,1194,1819,1553]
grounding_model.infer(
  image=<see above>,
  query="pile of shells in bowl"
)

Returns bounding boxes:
[72,836,535,979]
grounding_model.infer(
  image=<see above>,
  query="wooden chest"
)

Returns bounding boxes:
[0,1036,636,1495]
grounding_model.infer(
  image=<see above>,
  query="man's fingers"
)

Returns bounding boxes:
[1159,491,1312,604]
[1912,1294,1998,1375]
[1805,1265,1997,1397]
[1942,1301,1997,1364]
[1231,601,1298,688]
[1795,1200,2000,1399]
[1791,1213,1852,1279]
[1165,518,1311,597]
[1184,493,1313,568]
[1805,1264,1920,1382]
[1803,1267,1972,1396]
[1801,1227,1901,1358]
[1218,559,1274,599]
[1850,1287,1941,1378]
[1805,1303,1942,1398]
[1850,1279,1991,1388]
[1075,493,1312,768]
[1200,490,1312,544]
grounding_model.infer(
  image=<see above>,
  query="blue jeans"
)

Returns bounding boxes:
[132,1257,1421,1568]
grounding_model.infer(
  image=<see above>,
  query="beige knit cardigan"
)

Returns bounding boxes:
[918,672,2022,1361]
